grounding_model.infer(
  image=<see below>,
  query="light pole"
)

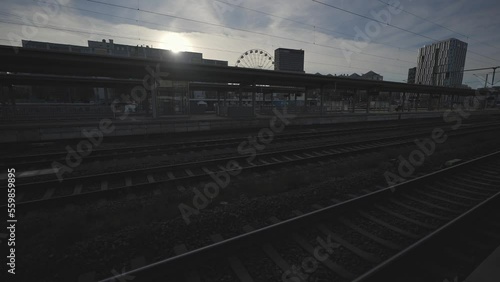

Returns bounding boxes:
[492,67,498,86]
[473,74,489,88]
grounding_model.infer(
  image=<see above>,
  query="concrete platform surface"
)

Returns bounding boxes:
[465,245,500,282]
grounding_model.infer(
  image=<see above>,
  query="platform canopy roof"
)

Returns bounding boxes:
[0,45,477,96]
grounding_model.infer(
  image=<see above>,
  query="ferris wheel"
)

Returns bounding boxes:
[235,49,274,69]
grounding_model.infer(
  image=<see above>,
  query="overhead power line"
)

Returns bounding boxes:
[377,0,500,51]
[311,0,500,64]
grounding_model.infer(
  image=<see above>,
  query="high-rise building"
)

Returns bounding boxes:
[274,48,305,72]
[407,67,416,84]
[415,38,467,87]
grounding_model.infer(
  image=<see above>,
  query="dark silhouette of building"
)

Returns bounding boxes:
[347,71,383,80]
[407,67,416,84]
[415,38,467,87]
[274,48,305,72]
[361,71,383,81]
[22,39,228,66]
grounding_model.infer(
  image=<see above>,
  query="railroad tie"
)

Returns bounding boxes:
[358,211,420,239]
[167,172,176,180]
[338,216,402,250]
[42,187,55,200]
[202,167,213,174]
[279,212,356,280]
[73,184,83,195]
[389,198,451,221]
[316,223,381,263]
[449,179,500,192]
[413,189,469,207]
[147,174,155,183]
[402,194,461,214]
[185,169,195,177]
[100,180,108,191]
[434,182,492,197]
[209,234,254,282]
[426,186,483,201]
[470,168,500,177]
[242,224,292,274]
[125,177,132,187]
[313,151,325,156]
[450,176,497,188]
[173,244,201,282]
[374,204,437,229]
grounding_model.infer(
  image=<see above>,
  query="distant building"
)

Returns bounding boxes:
[415,38,467,87]
[361,71,383,81]
[22,40,92,54]
[22,39,228,66]
[407,67,416,84]
[345,71,382,80]
[274,48,305,72]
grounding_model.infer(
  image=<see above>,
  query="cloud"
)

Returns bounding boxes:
[1,0,499,85]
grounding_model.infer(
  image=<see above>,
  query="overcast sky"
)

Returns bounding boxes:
[1,0,499,88]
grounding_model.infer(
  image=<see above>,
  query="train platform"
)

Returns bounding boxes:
[465,244,500,282]
[1,109,499,143]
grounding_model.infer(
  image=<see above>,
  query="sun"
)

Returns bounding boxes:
[161,32,191,53]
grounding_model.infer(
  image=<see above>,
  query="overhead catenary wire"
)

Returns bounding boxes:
[6,1,493,71]
[82,0,418,66]
[311,0,500,64]
[0,18,411,78]
[1,0,495,82]
[377,0,500,52]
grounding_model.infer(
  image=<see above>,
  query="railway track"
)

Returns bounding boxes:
[96,150,500,282]
[6,122,500,210]
[2,119,497,171]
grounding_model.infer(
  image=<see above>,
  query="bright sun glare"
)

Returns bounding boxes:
[161,33,191,53]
